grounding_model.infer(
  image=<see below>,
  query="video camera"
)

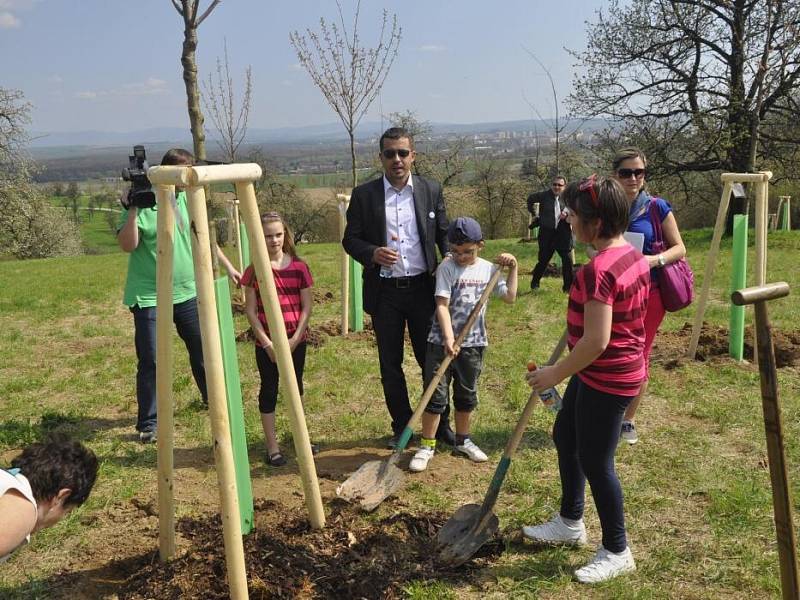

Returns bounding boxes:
[120,145,156,209]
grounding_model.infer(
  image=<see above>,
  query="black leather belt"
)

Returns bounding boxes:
[382,273,428,289]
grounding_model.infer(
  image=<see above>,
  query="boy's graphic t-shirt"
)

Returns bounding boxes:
[240,257,313,344]
[428,257,508,348]
[567,244,651,396]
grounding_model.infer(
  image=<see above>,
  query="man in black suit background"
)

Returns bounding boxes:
[343,127,454,447]
[527,175,573,291]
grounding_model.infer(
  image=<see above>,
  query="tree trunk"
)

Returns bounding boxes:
[724,1,753,236]
[181,24,206,161]
[349,132,357,190]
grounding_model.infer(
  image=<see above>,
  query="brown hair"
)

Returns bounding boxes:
[563,175,629,239]
[260,212,297,258]
[611,147,647,172]
[161,148,194,166]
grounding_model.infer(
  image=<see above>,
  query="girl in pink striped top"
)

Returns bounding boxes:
[242,212,314,467]
[522,176,650,584]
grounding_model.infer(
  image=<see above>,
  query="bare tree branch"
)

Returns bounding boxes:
[290,3,401,189]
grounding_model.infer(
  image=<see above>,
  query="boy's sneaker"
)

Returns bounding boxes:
[574,545,636,583]
[621,420,638,445]
[522,513,588,546]
[454,438,488,462]
[408,446,435,472]
[138,429,157,444]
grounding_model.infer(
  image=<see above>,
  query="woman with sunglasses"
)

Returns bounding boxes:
[612,148,686,445]
[523,176,650,583]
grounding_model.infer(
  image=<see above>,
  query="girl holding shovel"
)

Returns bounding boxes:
[523,176,650,584]
[242,212,315,467]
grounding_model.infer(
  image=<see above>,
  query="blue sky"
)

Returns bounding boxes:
[1,0,609,133]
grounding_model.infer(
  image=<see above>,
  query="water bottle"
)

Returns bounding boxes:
[380,236,398,278]
[527,361,562,412]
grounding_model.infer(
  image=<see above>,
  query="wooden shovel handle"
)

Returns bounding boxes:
[504,328,568,459]
[405,267,505,433]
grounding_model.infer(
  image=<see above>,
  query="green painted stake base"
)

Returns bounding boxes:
[780,201,790,231]
[216,276,254,534]
[729,214,748,361]
[348,256,363,332]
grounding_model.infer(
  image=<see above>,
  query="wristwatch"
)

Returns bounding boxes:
[657,254,666,267]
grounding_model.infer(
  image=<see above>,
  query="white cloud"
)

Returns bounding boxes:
[48,75,63,84]
[289,63,303,71]
[0,11,20,28]
[74,78,169,100]
[419,44,446,52]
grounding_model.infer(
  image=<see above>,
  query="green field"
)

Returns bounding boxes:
[0,226,798,598]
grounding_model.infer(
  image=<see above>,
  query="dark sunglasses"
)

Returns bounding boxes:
[616,168,646,179]
[381,148,411,159]
[551,182,565,187]
[578,174,599,207]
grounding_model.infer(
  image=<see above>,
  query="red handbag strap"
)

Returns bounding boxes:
[649,200,664,244]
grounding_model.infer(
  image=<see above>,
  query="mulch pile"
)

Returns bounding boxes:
[117,499,501,599]
[653,322,800,368]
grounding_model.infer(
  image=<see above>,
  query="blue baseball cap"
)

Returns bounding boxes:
[447,217,483,244]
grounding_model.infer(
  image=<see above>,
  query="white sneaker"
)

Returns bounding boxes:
[454,438,488,462]
[409,446,435,472]
[575,545,636,583]
[621,420,638,445]
[522,513,588,546]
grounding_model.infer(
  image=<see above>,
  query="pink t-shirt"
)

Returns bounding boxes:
[240,257,313,344]
[567,244,651,396]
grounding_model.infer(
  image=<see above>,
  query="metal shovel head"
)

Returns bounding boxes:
[436,503,500,567]
[335,458,405,511]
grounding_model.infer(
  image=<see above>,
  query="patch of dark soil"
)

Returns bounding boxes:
[654,322,800,368]
[313,289,335,304]
[534,262,583,278]
[236,328,255,343]
[308,319,375,348]
[118,499,502,599]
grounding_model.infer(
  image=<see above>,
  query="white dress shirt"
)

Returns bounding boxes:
[383,175,426,277]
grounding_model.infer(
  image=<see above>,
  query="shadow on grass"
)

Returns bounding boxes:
[469,426,553,454]
[0,412,130,449]
[0,551,154,600]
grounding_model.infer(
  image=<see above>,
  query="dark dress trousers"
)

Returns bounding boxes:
[343,175,450,436]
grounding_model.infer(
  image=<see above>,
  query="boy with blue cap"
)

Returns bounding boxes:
[410,217,518,472]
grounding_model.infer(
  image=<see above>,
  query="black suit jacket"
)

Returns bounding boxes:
[342,175,448,315]
[526,188,573,250]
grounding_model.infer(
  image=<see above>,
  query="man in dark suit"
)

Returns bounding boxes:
[527,175,573,291]
[343,127,454,447]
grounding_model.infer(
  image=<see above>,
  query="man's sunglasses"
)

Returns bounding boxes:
[616,168,646,179]
[551,182,565,187]
[381,149,412,159]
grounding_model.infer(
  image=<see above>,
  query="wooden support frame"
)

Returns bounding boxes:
[687,172,772,360]
[236,179,326,531]
[155,185,176,560]
[148,164,327,600]
[228,197,246,303]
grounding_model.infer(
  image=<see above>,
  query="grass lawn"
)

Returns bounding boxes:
[0,225,798,599]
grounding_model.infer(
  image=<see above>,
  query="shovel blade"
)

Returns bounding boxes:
[335,459,405,511]
[436,503,499,567]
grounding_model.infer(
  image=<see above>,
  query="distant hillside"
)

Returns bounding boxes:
[30,118,608,149]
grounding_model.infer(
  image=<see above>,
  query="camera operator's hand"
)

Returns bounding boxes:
[117,189,140,252]
[119,188,134,210]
